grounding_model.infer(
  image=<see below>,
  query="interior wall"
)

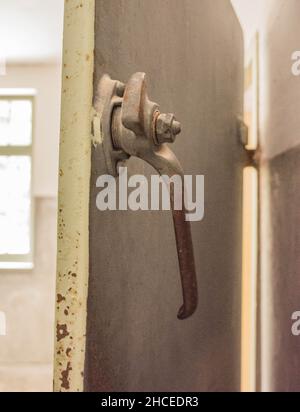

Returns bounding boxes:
[257,0,300,392]
[232,0,300,392]
[259,0,300,160]
[0,198,57,391]
[0,63,61,391]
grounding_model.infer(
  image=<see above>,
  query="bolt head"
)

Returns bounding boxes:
[155,113,181,144]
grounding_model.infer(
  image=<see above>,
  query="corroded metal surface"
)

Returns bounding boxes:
[85,0,245,392]
[53,0,95,392]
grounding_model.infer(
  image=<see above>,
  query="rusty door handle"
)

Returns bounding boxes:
[141,146,198,320]
[94,72,198,319]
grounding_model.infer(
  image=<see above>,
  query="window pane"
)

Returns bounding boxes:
[0,156,31,254]
[0,99,32,146]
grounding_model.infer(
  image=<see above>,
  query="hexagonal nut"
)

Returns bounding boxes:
[155,113,181,144]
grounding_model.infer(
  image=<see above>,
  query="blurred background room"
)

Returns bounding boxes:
[0,0,64,391]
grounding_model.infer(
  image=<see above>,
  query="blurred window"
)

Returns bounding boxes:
[0,91,35,269]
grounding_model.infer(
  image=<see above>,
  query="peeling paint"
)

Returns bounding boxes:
[56,324,70,342]
[57,293,65,304]
[53,0,94,392]
[60,362,72,390]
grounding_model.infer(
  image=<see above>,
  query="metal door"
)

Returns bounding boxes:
[83,0,246,392]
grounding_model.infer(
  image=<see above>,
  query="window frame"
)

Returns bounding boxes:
[0,91,35,270]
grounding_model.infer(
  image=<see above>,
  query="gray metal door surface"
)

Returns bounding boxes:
[85,0,246,391]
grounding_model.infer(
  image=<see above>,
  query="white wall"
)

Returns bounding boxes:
[0,0,63,393]
[0,0,64,63]
[0,62,61,392]
[0,63,61,197]
[258,0,300,159]
[233,0,300,392]
[232,0,300,159]
[0,198,57,391]
[231,0,264,48]
[258,0,300,393]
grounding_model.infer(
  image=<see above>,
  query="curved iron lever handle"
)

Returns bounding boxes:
[142,146,198,319]
[94,72,198,319]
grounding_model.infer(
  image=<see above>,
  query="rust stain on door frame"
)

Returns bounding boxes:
[53,0,95,392]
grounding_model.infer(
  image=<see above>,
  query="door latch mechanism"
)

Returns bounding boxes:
[93,72,198,320]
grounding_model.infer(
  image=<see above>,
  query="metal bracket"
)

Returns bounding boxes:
[237,116,249,147]
[93,74,129,176]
